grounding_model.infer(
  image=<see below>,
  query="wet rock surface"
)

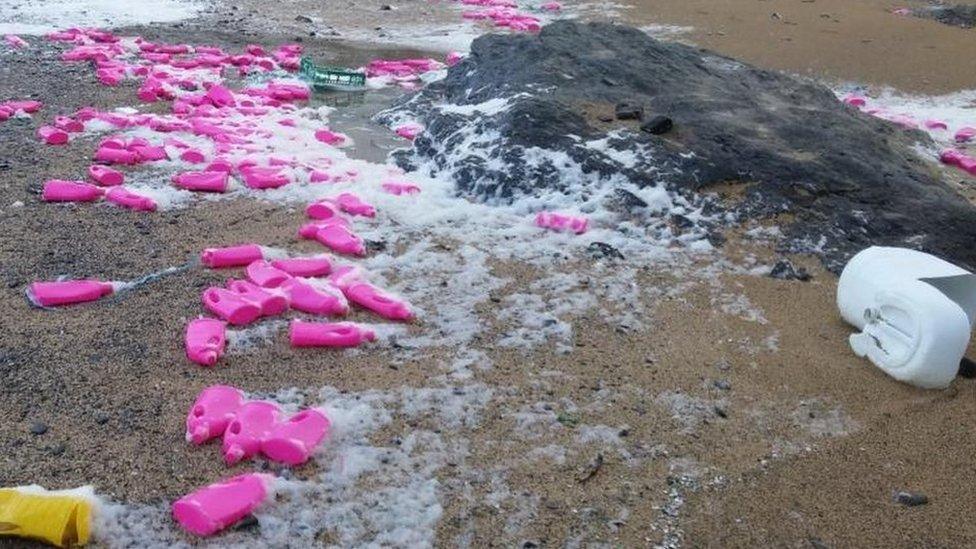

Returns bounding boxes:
[382,21,976,272]
[919,4,976,28]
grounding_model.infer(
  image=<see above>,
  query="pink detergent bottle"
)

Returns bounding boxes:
[185,385,245,444]
[42,180,104,202]
[271,257,332,277]
[289,320,376,348]
[185,318,227,367]
[201,244,263,268]
[37,125,69,145]
[105,187,157,211]
[245,260,291,288]
[201,287,262,326]
[314,129,346,146]
[88,165,124,186]
[955,127,976,143]
[180,149,207,164]
[173,171,229,192]
[534,211,589,234]
[281,279,349,316]
[261,408,330,466]
[222,401,281,465]
[334,193,375,218]
[28,280,114,307]
[345,282,414,321]
[305,199,341,220]
[240,166,289,189]
[94,147,140,165]
[300,220,366,256]
[172,473,272,536]
[227,279,289,316]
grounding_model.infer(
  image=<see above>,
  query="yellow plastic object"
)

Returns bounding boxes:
[0,487,93,547]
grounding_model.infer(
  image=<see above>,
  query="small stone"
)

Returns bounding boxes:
[601,77,618,86]
[295,14,314,23]
[715,359,731,371]
[714,406,728,418]
[522,541,540,549]
[95,412,111,425]
[380,4,395,9]
[770,259,812,281]
[29,422,48,435]
[614,101,644,121]
[894,490,928,506]
[641,115,673,135]
[714,379,732,391]
[598,114,614,123]
[587,241,625,260]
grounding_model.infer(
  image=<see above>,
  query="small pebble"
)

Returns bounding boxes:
[894,490,928,507]
[29,422,48,435]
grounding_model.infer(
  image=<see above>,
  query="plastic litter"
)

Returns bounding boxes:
[88,165,124,186]
[281,278,349,316]
[394,123,423,141]
[344,282,414,321]
[202,287,262,325]
[28,280,113,307]
[245,260,292,288]
[837,246,976,389]
[172,473,272,537]
[381,181,421,195]
[222,401,282,465]
[535,211,589,234]
[227,279,289,316]
[0,486,94,548]
[299,219,366,256]
[333,192,376,218]
[105,187,157,211]
[4,35,28,49]
[271,256,333,277]
[261,408,330,465]
[300,57,367,92]
[185,385,245,444]
[956,127,976,143]
[185,318,227,367]
[290,320,376,348]
[37,126,69,145]
[201,244,263,268]
[306,199,342,220]
[42,180,104,203]
[173,171,229,193]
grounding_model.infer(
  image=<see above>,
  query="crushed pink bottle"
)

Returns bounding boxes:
[37,125,69,145]
[535,211,589,234]
[305,199,341,220]
[290,320,376,348]
[281,279,349,316]
[261,408,330,466]
[334,193,375,218]
[314,129,346,146]
[345,282,414,321]
[185,385,245,444]
[245,260,292,288]
[394,123,423,141]
[227,279,289,316]
[88,165,124,186]
[240,166,290,189]
[202,287,262,326]
[28,280,113,307]
[42,180,104,202]
[173,171,229,192]
[54,115,84,133]
[185,318,227,367]
[222,401,281,465]
[172,473,272,536]
[201,244,263,268]
[105,187,157,211]
[956,127,976,143]
[271,257,332,277]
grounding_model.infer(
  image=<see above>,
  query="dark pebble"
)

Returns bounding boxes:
[958,357,976,379]
[714,379,732,391]
[614,101,643,121]
[714,406,728,418]
[95,412,111,425]
[894,491,928,506]
[29,422,48,435]
[640,115,673,135]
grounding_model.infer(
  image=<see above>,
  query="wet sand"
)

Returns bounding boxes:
[1,1,975,548]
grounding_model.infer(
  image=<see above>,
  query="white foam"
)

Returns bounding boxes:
[0,0,203,35]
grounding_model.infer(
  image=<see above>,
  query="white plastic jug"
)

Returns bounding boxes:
[837,246,976,389]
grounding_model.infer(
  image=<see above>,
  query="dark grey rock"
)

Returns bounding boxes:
[769,258,812,281]
[380,21,976,272]
[894,490,928,507]
[295,14,314,23]
[614,101,644,120]
[641,115,673,135]
[714,379,731,391]
[95,411,111,425]
[29,422,48,435]
[587,241,625,260]
[921,4,976,28]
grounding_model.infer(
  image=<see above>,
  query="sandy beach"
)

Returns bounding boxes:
[1,0,975,547]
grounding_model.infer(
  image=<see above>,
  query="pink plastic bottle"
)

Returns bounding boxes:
[28,280,114,307]
[956,127,976,143]
[185,385,245,444]
[201,244,263,268]
[300,221,366,256]
[345,282,414,321]
[227,279,289,316]
[394,123,423,141]
[180,149,207,164]
[240,166,289,189]
[222,401,281,465]
[201,287,262,325]
[924,119,949,131]
[4,34,28,48]
[88,165,124,186]
[244,260,291,288]
[37,125,69,145]
[290,320,376,348]
[172,473,272,536]
[281,279,349,316]
[261,408,330,465]
[446,51,464,66]
[173,171,229,193]
[271,257,332,277]
[42,180,104,202]
[206,84,236,108]
[381,181,421,195]
[131,145,169,162]
[54,115,84,133]
[334,193,376,218]
[94,147,140,165]
[105,187,157,211]
[305,199,341,220]
[534,211,589,234]
[314,129,345,146]
[185,318,227,367]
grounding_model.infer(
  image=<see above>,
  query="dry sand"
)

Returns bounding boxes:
[1,1,975,548]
